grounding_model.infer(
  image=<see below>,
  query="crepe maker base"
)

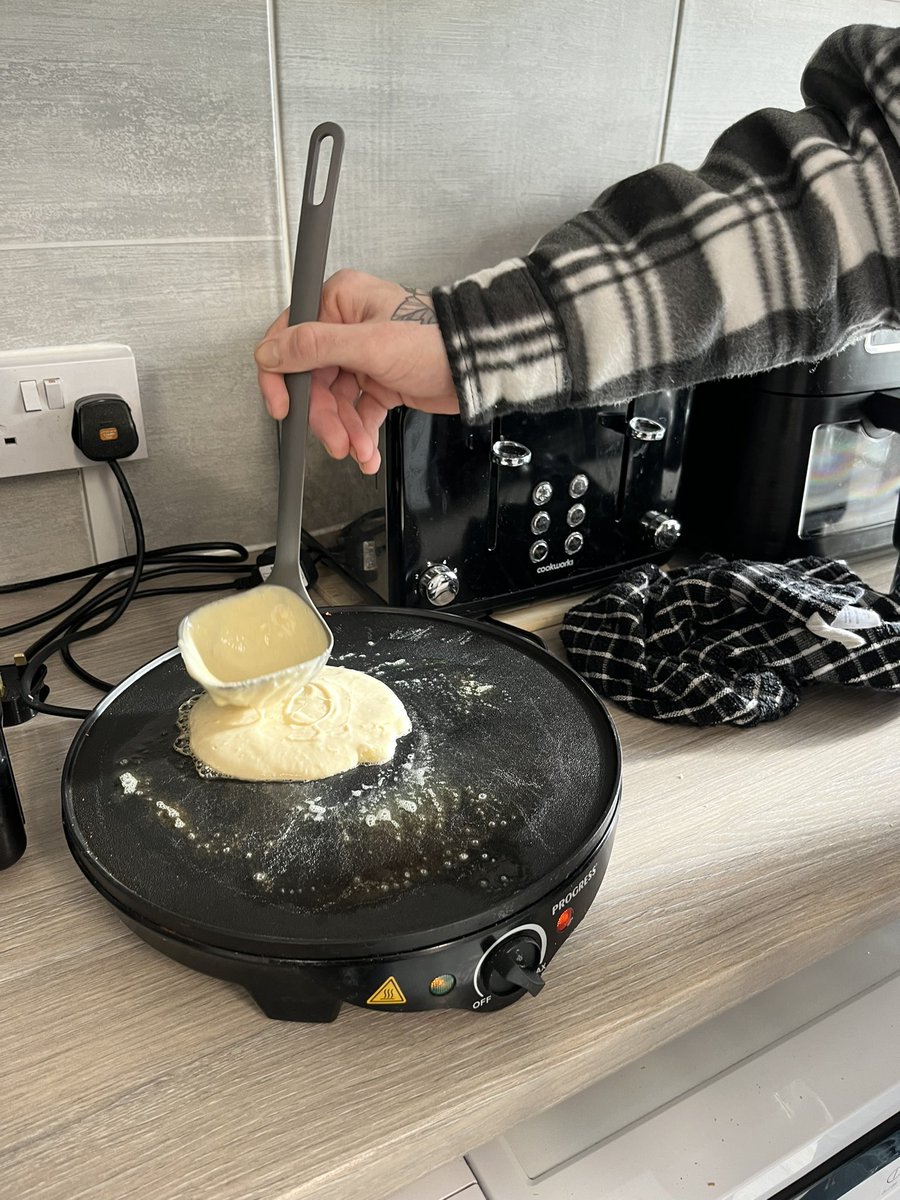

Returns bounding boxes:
[62,607,621,1022]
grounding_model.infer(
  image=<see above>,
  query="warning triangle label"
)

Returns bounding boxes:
[366,976,407,1005]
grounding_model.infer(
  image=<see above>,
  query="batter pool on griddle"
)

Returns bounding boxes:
[185,666,412,782]
[177,584,412,782]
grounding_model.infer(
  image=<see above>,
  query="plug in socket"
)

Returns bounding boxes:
[0,343,149,562]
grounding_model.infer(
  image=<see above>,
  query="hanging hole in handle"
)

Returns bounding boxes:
[310,135,334,206]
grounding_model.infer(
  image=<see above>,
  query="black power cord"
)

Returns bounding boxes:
[16,460,145,719]
[0,395,264,722]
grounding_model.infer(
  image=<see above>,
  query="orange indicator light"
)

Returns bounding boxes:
[429,974,456,996]
[556,907,575,932]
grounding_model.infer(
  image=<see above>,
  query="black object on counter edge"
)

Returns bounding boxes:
[0,717,26,869]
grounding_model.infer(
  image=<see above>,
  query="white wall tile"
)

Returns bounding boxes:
[274,0,681,287]
[0,241,282,582]
[1,0,278,243]
[0,469,94,582]
[663,0,899,168]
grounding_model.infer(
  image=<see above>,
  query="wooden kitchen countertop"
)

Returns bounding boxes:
[2,554,899,1200]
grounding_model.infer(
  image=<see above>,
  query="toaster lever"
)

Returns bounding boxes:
[491,439,532,466]
[598,412,667,441]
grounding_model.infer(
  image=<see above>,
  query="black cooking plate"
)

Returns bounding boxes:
[63,608,620,959]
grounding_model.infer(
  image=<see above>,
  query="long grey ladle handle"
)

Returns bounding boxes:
[273,122,345,581]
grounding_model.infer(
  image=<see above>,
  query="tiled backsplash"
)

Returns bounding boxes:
[0,1,283,580]
[2,0,894,582]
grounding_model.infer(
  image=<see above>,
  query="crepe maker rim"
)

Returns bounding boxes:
[61,605,622,961]
[66,816,618,967]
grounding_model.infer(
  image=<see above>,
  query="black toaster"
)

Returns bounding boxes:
[678,330,900,562]
[309,389,691,615]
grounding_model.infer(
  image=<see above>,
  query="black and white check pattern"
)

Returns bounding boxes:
[433,25,900,424]
[560,557,900,726]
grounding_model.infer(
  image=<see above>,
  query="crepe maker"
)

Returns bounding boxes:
[62,607,621,1022]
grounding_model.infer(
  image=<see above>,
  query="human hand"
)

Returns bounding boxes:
[254,270,459,474]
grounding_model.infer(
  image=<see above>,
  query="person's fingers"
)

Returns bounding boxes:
[259,366,289,419]
[356,391,391,441]
[330,367,362,406]
[255,320,409,384]
[355,374,404,411]
[308,379,351,459]
[327,368,376,464]
[256,310,290,416]
[320,269,401,325]
[354,392,388,475]
[352,373,456,416]
[355,445,382,475]
[262,308,289,341]
[334,392,374,466]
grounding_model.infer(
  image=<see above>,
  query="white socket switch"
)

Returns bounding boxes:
[0,343,147,477]
[0,343,149,562]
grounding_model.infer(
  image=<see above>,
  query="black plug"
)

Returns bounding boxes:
[72,394,140,461]
[0,656,49,727]
[0,719,26,870]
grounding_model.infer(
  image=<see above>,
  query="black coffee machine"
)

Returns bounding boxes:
[678,330,900,589]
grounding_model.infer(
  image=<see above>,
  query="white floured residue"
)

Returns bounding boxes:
[402,761,428,789]
[119,772,139,794]
[458,679,495,698]
[388,626,430,642]
[155,799,186,829]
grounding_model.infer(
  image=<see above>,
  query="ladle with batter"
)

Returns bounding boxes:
[179,123,345,706]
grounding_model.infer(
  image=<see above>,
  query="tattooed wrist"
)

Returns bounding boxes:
[390,286,438,324]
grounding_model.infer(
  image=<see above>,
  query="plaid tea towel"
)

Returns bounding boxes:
[561,556,900,726]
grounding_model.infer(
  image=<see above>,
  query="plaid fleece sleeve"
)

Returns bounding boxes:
[432,24,900,424]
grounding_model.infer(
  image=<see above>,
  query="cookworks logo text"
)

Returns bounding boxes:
[552,864,598,915]
[536,558,574,574]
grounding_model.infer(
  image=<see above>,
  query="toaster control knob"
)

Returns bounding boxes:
[531,510,551,536]
[492,439,532,467]
[628,416,666,442]
[569,473,589,498]
[532,481,553,506]
[529,540,549,564]
[419,564,460,607]
[483,935,545,997]
[565,531,584,554]
[641,510,681,549]
[567,503,586,528]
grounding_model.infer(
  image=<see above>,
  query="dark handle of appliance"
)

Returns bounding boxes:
[862,388,900,434]
[275,121,344,580]
[487,418,502,553]
[0,721,26,869]
[866,391,900,592]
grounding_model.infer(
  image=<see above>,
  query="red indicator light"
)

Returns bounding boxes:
[556,907,574,932]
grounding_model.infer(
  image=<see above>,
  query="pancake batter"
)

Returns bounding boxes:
[186,665,411,782]
[178,585,411,782]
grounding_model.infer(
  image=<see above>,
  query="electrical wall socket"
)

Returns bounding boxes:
[0,343,149,562]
